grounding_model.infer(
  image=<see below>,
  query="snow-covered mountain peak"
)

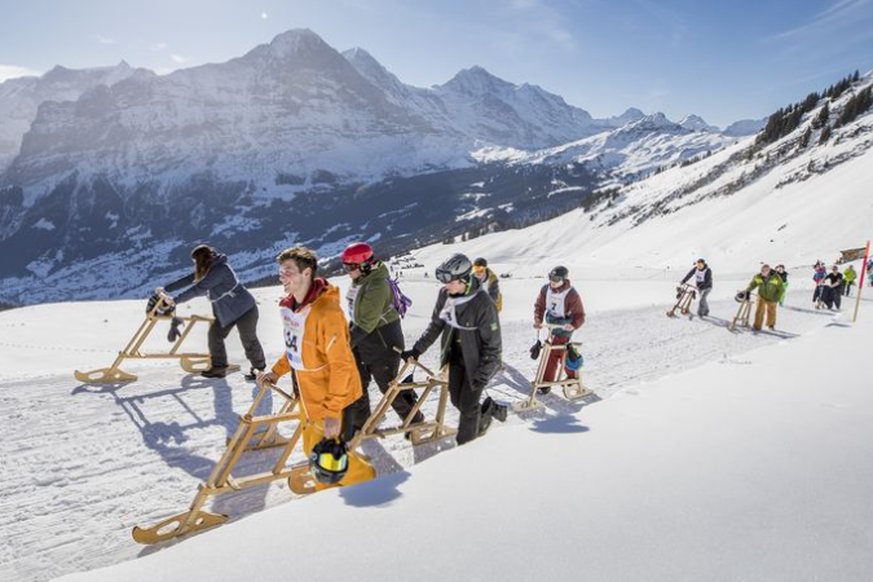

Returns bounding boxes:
[440,65,514,95]
[678,114,719,133]
[265,28,329,57]
[342,47,397,84]
[622,112,686,133]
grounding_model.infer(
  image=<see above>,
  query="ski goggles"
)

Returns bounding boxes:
[549,275,565,283]
[472,265,486,274]
[343,262,361,272]
[435,268,466,284]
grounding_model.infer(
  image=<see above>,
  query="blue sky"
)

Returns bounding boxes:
[2,0,872,127]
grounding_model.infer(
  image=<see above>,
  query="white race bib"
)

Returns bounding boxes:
[281,306,312,370]
[439,292,479,330]
[346,285,361,324]
[545,287,570,319]
[695,269,706,284]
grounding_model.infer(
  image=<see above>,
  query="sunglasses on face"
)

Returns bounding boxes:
[343,262,361,272]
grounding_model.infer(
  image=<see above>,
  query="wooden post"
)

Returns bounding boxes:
[852,240,870,324]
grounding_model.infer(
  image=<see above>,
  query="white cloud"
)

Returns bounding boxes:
[501,0,577,52]
[96,34,117,45]
[0,64,41,83]
[261,12,269,20]
[150,42,169,52]
[170,54,188,64]
[768,0,872,41]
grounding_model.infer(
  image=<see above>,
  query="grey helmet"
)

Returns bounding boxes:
[435,253,473,284]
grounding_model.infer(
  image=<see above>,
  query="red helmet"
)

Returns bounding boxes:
[342,242,374,266]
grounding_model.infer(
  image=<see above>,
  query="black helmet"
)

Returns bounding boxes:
[735,290,750,302]
[146,293,174,316]
[309,438,349,485]
[549,266,569,282]
[473,257,488,267]
[435,254,473,284]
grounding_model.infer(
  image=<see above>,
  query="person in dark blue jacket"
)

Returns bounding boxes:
[158,244,265,379]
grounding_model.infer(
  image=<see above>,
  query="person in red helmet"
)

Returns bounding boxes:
[342,242,424,438]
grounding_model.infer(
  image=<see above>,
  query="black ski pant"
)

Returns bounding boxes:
[344,349,423,438]
[448,359,484,446]
[208,304,266,370]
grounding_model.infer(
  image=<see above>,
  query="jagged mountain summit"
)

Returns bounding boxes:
[0,28,842,306]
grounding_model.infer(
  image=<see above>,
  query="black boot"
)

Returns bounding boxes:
[537,386,552,395]
[201,367,228,379]
[244,367,264,381]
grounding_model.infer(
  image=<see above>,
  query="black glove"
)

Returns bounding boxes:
[400,348,421,363]
[167,317,184,342]
[529,339,543,360]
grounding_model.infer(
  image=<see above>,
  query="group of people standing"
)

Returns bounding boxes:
[155,243,587,489]
[679,258,788,330]
[678,256,867,331]
[813,261,859,310]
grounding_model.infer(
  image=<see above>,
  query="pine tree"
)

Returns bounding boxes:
[812,103,830,129]
[818,124,832,144]
[853,70,860,82]
[799,126,812,148]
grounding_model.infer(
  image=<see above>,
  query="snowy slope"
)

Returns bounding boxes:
[496,112,738,183]
[430,73,873,281]
[2,118,873,578]
[42,288,873,582]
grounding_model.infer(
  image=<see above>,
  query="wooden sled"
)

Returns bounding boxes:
[514,326,591,412]
[729,293,754,331]
[348,359,457,449]
[667,283,697,317]
[74,295,238,384]
[132,378,307,544]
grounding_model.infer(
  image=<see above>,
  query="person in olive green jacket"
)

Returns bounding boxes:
[342,243,423,439]
[843,265,857,297]
[746,264,785,331]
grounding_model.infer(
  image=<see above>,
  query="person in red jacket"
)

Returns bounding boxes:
[533,266,586,394]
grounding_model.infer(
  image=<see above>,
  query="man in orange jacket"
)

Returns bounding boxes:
[258,246,375,490]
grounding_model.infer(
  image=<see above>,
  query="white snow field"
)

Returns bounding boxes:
[53,299,873,582]
[0,125,871,581]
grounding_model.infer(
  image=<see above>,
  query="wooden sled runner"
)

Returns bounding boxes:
[667,283,697,317]
[132,378,307,544]
[348,359,457,449]
[134,361,457,544]
[74,296,238,384]
[514,325,591,412]
[729,292,754,331]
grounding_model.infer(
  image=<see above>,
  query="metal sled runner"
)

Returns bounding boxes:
[515,326,591,412]
[132,378,307,544]
[667,283,697,317]
[348,359,457,449]
[74,296,238,384]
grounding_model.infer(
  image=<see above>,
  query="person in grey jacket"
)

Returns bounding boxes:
[401,254,502,445]
[159,244,265,379]
[680,258,713,317]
